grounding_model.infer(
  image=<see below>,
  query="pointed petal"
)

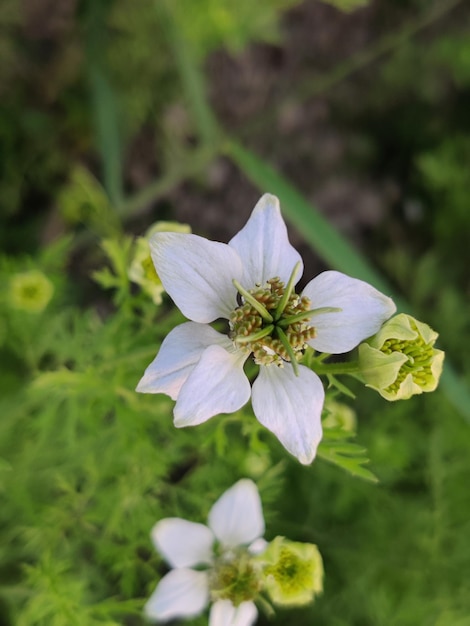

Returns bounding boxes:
[229,194,303,288]
[209,600,258,626]
[144,569,209,622]
[208,479,264,547]
[302,271,396,354]
[151,518,214,568]
[150,233,243,323]
[174,345,250,427]
[252,364,324,465]
[136,323,232,400]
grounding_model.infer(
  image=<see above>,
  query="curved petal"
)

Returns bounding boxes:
[136,322,232,400]
[302,271,396,354]
[252,364,324,465]
[174,345,250,427]
[150,233,243,323]
[248,538,268,555]
[151,518,214,568]
[229,194,303,288]
[209,600,258,626]
[208,479,264,547]
[144,569,209,622]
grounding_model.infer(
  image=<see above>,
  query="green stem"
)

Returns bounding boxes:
[310,360,360,376]
[155,0,218,147]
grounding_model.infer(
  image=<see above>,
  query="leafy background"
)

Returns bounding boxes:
[1,0,470,624]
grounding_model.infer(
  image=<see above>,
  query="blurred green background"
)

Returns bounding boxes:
[1,0,470,624]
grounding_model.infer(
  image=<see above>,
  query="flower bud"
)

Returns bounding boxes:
[9,270,54,313]
[322,398,356,432]
[128,221,190,304]
[259,536,323,607]
[358,314,444,401]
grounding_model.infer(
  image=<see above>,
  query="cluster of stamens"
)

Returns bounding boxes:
[209,551,262,606]
[229,265,316,372]
[264,544,315,596]
[381,331,435,393]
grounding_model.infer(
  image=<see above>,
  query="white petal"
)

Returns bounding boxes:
[151,518,214,568]
[228,194,303,288]
[248,538,268,555]
[136,322,232,400]
[144,569,209,622]
[150,233,243,323]
[251,364,324,465]
[208,479,265,547]
[302,270,396,354]
[173,344,250,427]
[209,600,258,626]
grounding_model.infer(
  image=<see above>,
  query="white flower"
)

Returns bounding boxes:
[137,194,396,464]
[145,479,265,625]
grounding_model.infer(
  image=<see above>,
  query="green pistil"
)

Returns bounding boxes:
[235,324,274,344]
[276,327,299,376]
[278,306,342,328]
[274,261,301,321]
[233,279,273,323]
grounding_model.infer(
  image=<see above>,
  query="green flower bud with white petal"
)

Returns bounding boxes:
[9,270,54,313]
[358,313,444,401]
[259,536,323,607]
[128,221,191,304]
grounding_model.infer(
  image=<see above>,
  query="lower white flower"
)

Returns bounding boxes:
[137,194,396,464]
[145,480,265,626]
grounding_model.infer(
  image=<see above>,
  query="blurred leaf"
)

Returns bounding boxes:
[168,0,300,58]
[318,428,378,482]
[320,0,369,12]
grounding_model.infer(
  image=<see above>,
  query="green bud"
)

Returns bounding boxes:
[358,313,444,401]
[9,270,54,313]
[128,221,191,304]
[259,536,323,607]
[322,398,356,432]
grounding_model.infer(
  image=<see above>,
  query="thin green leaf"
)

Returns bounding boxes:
[317,437,378,483]
[155,0,218,147]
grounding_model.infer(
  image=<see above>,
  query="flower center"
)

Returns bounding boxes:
[381,322,436,393]
[229,276,315,369]
[210,552,262,606]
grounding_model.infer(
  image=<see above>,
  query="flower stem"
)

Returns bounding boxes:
[233,279,274,323]
[310,360,360,376]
